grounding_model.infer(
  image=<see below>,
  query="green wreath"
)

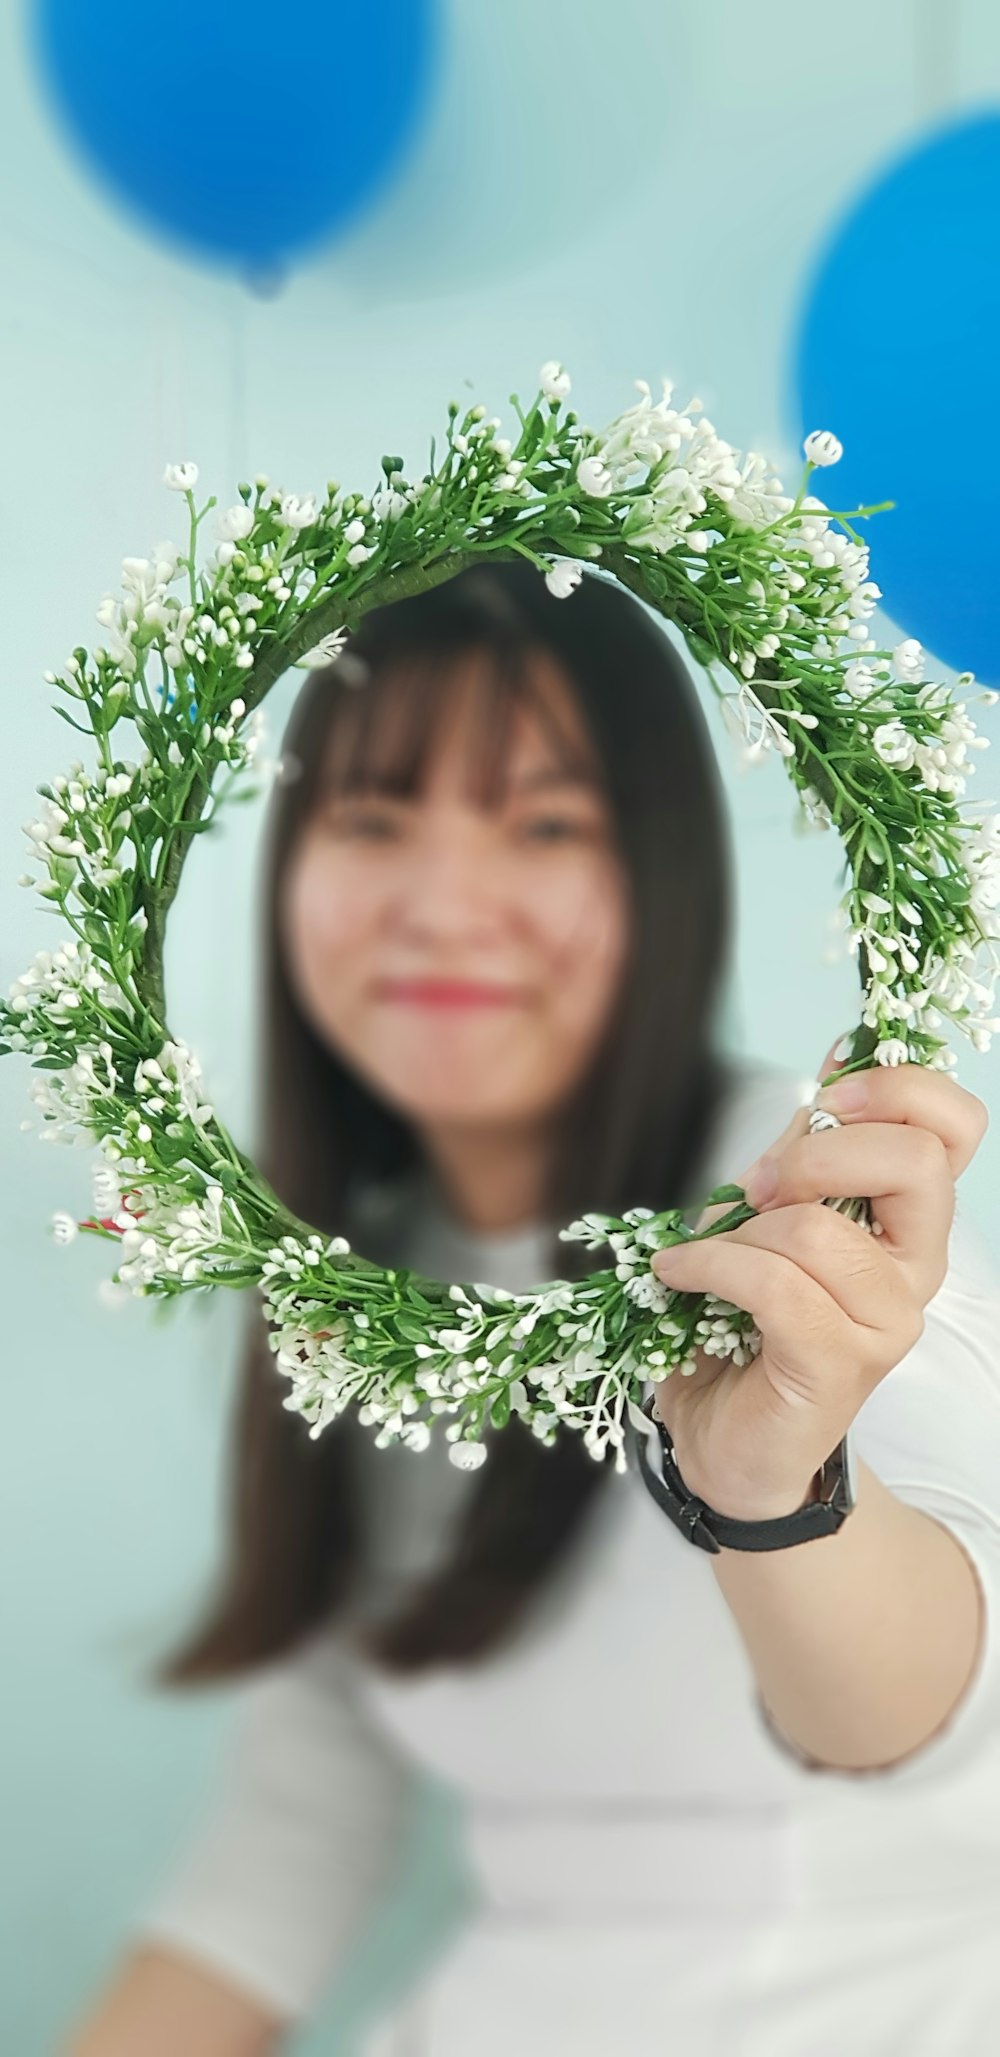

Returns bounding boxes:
[4,361,998,1471]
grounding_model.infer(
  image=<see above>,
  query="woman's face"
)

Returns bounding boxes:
[278,647,632,1135]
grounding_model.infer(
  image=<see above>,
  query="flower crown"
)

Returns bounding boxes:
[3,361,997,1472]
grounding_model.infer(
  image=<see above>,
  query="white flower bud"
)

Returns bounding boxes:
[872,721,917,770]
[163,461,199,492]
[892,638,924,683]
[539,359,572,402]
[874,1038,911,1066]
[803,430,843,467]
[543,558,583,600]
[279,492,319,532]
[216,503,255,542]
[577,456,613,498]
[371,484,408,522]
[448,1439,488,1470]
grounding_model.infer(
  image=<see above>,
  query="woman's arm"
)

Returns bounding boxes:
[712,1208,1000,1782]
[65,1942,289,2057]
[711,1455,985,1774]
[62,1620,415,2048]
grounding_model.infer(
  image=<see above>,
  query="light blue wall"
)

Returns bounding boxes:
[2,4,999,2050]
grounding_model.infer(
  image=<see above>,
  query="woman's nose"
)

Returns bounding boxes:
[393,830,507,927]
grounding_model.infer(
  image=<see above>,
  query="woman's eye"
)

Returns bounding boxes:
[324,808,400,837]
[519,815,592,841]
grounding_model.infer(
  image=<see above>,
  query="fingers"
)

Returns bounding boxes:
[813,1061,988,1181]
[687,1057,986,1311]
[651,1231,862,1387]
[749,1120,955,1303]
[699,1201,924,1352]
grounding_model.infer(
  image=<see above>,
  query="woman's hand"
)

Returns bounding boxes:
[647,1039,989,1521]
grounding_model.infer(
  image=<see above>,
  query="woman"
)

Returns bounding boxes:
[69,564,1000,2056]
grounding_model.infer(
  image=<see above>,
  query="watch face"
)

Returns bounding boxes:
[833,1430,857,1513]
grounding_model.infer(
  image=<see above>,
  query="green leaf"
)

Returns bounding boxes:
[156,1135,191,1167]
[53,705,97,738]
[490,1387,511,1429]
[520,404,546,458]
[685,632,717,669]
[395,1313,431,1343]
[407,1289,441,1313]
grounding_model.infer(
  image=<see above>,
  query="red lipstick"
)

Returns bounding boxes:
[376,979,525,1008]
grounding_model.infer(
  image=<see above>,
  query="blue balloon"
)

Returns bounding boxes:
[30,0,438,273]
[792,112,1000,684]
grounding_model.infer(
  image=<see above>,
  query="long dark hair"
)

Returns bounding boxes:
[154,560,737,1683]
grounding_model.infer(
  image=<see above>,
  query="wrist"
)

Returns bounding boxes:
[673,1456,824,1524]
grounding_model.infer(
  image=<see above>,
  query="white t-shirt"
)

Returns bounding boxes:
[135,1058,1000,2052]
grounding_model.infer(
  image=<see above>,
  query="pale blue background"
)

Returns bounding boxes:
[2,4,999,2050]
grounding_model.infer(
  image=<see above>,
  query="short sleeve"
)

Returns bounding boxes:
[756,1201,1000,1790]
[134,1621,415,2022]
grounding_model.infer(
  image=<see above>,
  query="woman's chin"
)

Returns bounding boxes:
[367,1026,538,1091]
[371,1058,539,1126]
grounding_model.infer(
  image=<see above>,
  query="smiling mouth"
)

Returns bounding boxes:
[375,979,527,1008]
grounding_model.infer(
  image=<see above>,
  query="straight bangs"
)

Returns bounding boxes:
[308,634,602,818]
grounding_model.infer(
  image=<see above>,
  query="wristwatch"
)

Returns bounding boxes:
[629,1391,857,1553]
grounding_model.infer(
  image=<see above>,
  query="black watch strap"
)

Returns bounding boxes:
[631,1393,855,1553]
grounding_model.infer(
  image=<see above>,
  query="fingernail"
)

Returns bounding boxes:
[743,1154,778,1208]
[817,1076,868,1114]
